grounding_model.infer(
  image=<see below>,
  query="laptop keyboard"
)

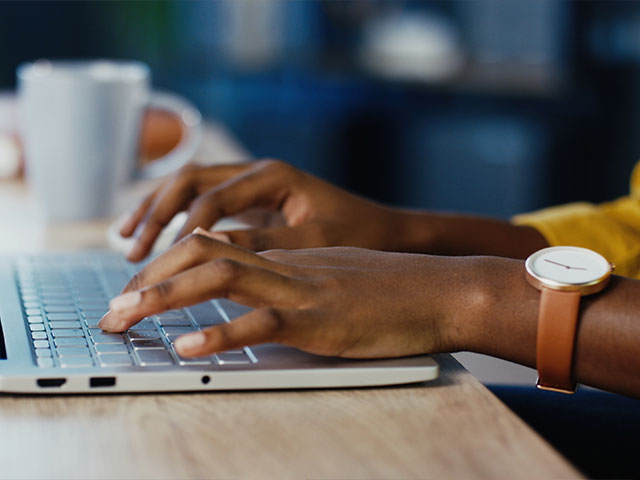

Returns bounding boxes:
[15,255,257,369]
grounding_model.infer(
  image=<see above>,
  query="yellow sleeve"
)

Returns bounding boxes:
[512,161,640,279]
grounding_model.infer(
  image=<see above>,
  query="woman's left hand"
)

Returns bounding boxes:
[99,228,480,359]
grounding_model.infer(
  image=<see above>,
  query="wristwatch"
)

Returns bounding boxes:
[525,246,613,393]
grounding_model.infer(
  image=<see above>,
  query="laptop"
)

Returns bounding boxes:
[0,251,439,393]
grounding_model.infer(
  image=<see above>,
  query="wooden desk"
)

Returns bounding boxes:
[0,124,579,479]
[0,355,579,479]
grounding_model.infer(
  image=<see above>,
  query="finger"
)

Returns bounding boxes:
[175,160,297,242]
[121,230,291,295]
[100,258,305,332]
[126,164,252,262]
[126,181,198,262]
[174,307,297,357]
[119,190,160,238]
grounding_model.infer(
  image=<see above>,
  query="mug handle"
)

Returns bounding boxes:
[136,91,202,179]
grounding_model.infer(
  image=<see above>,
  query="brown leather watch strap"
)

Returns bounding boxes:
[536,287,582,393]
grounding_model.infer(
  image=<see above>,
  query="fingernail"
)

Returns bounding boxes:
[127,241,142,260]
[120,214,136,234]
[109,291,141,312]
[175,332,206,354]
[193,227,231,244]
[98,311,120,332]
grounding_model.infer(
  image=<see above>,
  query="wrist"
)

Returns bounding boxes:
[417,255,500,353]
[436,256,538,367]
[462,256,539,367]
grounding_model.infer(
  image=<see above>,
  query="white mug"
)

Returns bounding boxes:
[17,59,201,221]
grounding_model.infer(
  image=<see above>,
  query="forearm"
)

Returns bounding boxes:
[395,210,548,259]
[455,257,640,397]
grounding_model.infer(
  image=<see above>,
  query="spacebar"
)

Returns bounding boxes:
[136,349,173,366]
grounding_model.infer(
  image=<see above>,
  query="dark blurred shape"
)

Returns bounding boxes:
[2,0,640,216]
[491,385,640,479]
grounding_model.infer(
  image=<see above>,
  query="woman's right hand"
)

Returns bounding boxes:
[121,159,407,262]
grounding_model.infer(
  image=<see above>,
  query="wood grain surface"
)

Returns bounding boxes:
[0,355,580,479]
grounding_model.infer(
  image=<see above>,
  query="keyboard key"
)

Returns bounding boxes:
[23,302,41,309]
[35,348,52,358]
[178,358,212,366]
[174,351,212,365]
[162,326,195,335]
[56,346,91,357]
[188,302,226,326]
[31,331,48,340]
[98,354,133,367]
[40,284,67,291]
[52,329,85,337]
[49,321,81,329]
[37,357,55,368]
[128,319,157,330]
[82,310,107,319]
[89,331,125,344]
[45,306,76,313]
[33,340,50,349]
[215,352,251,365]
[78,303,108,311]
[54,337,87,347]
[41,294,73,302]
[136,349,173,366]
[156,317,192,327]
[74,286,103,293]
[47,313,79,321]
[27,315,43,323]
[131,339,165,349]
[60,357,93,368]
[44,298,76,306]
[29,324,45,332]
[25,308,41,316]
[76,297,106,305]
[126,330,161,340]
[94,343,129,354]
[83,317,102,328]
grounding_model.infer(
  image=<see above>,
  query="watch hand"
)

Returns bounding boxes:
[544,259,587,271]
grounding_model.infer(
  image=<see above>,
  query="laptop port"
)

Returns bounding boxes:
[89,377,116,388]
[37,378,66,388]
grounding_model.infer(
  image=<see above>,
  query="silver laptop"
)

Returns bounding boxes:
[0,252,438,393]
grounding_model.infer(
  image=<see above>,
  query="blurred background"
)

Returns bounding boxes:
[2,0,640,218]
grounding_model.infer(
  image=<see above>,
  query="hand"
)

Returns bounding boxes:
[99,229,479,359]
[121,160,405,262]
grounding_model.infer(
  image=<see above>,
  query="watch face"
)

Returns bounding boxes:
[526,246,612,288]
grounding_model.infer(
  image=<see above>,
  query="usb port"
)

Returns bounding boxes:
[89,377,116,388]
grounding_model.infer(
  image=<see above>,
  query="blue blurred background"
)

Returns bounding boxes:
[1,0,638,218]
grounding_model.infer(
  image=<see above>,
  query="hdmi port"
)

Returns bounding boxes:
[37,378,66,388]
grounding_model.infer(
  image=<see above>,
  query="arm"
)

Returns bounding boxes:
[395,210,548,259]
[122,159,547,261]
[99,234,640,398]
[468,257,640,397]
